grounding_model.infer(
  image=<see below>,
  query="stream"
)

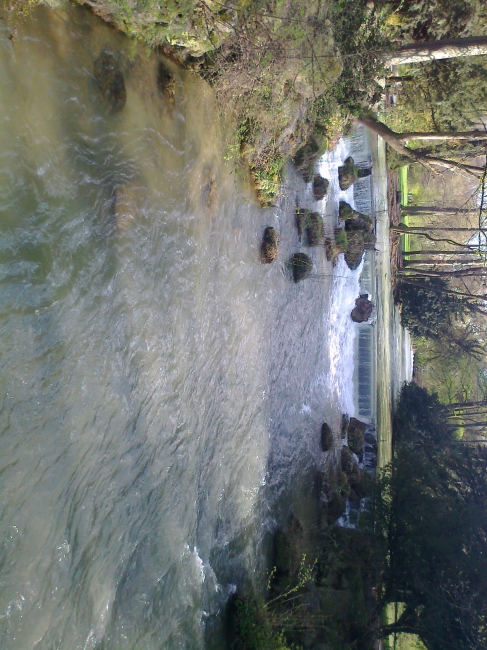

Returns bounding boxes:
[0,3,410,649]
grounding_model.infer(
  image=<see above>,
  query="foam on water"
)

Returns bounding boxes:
[324,255,364,416]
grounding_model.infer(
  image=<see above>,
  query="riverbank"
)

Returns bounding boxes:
[374,138,413,468]
[5,0,390,207]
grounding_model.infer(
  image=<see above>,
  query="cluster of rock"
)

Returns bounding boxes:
[338,156,371,191]
[325,200,376,270]
[259,154,376,281]
[295,209,324,246]
[318,415,375,525]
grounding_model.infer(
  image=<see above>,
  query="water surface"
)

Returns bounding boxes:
[0,4,358,648]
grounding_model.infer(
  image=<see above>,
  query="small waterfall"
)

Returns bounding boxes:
[356,327,375,421]
[359,250,375,298]
[345,126,374,215]
[323,255,364,417]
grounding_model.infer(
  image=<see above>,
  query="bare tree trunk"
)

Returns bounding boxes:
[404,258,479,266]
[384,35,487,66]
[402,206,478,215]
[399,131,487,141]
[448,400,487,411]
[393,225,478,233]
[404,249,477,255]
[356,116,485,177]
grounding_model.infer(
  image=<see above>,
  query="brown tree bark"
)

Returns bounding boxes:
[399,131,487,142]
[356,116,486,177]
[402,206,478,215]
[392,225,478,232]
[385,35,487,66]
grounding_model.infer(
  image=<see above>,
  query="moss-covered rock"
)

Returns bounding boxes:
[313,174,329,200]
[305,212,323,246]
[339,201,367,222]
[321,423,333,452]
[157,61,176,105]
[348,418,367,454]
[293,134,326,182]
[260,226,279,264]
[343,227,376,271]
[289,252,313,282]
[93,50,126,113]
[338,156,371,190]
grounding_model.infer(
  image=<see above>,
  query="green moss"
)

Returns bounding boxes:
[305,212,323,247]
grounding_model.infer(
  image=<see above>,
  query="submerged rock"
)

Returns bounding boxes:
[313,174,329,200]
[200,166,218,214]
[289,252,312,282]
[157,61,176,105]
[321,423,333,451]
[351,295,374,323]
[338,156,371,190]
[260,226,279,263]
[94,50,127,113]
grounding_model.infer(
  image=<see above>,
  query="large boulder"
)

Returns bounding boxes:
[293,133,326,182]
[339,201,367,222]
[321,423,333,451]
[351,295,374,323]
[313,174,329,201]
[94,50,126,113]
[260,226,279,263]
[289,252,313,282]
[343,223,376,270]
[347,418,367,455]
[338,156,371,190]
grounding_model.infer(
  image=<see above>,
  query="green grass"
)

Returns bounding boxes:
[399,165,410,255]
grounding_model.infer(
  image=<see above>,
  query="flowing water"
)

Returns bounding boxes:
[0,4,361,649]
[0,4,412,648]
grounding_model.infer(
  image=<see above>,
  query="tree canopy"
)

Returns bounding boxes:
[377,383,487,650]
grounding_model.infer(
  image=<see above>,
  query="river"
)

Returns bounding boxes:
[0,3,411,649]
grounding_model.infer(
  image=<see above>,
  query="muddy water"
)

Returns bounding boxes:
[0,3,362,648]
